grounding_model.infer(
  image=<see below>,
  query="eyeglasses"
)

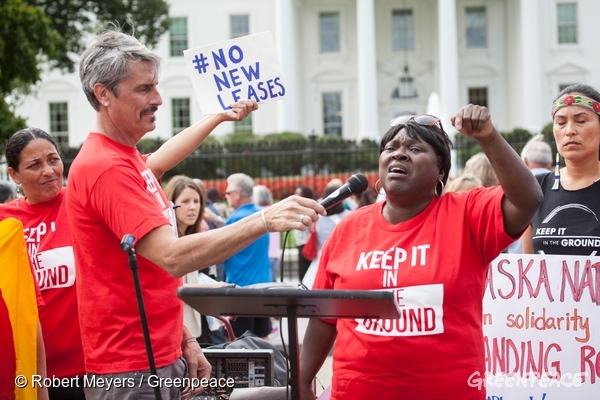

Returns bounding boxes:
[389,114,442,130]
[225,190,238,196]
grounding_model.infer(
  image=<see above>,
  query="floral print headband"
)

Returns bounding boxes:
[552,94,600,116]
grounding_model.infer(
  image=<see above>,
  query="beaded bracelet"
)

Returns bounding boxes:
[261,209,271,233]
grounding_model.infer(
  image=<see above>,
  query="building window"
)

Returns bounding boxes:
[392,9,414,51]
[230,14,250,38]
[468,87,488,108]
[392,66,418,99]
[320,12,340,53]
[322,92,342,136]
[557,3,577,44]
[49,102,68,147]
[465,6,487,48]
[234,114,253,134]
[170,17,188,57]
[172,98,190,136]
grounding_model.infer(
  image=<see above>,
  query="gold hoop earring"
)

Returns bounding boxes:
[434,179,445,197]
[375,179,385,195]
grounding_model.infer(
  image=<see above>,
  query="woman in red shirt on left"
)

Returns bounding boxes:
[0,101,257,400]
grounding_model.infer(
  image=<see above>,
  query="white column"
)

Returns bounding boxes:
[437,0,460,176]
[276,0,303,133]
[520,0,542,133]
[356,0,380,141]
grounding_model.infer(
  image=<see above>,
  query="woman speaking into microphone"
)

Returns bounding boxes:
[300,104,543,400]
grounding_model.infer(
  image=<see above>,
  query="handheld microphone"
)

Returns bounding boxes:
[319,174,369,210]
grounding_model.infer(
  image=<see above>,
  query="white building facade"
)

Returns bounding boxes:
[14,0,600,147]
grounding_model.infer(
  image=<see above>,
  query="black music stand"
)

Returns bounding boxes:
[177,286,401,400]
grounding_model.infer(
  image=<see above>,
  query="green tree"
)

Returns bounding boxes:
[1,0,170,143]
[25,0,170,72]
[0,0,58,142]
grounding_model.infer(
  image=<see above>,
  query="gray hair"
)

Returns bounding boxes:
[227,173,254,198]
[0,181,17,203]
[79,30,162,111]
[521,134,552,167]
[253,185,273,206]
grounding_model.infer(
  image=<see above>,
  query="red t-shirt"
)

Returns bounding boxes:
[313,187,516,400]
[0,189,83,378]
[66,133,182,374]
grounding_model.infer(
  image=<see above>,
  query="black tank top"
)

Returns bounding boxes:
[531,172,600,255]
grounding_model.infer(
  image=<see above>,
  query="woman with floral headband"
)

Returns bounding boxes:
[522,83,600,255]
[299,104,543,399]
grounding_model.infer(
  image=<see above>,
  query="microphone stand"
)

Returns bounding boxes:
[120,234,162,400]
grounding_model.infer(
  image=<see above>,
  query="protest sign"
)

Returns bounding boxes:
[481,254,600,399]
[183,31,286,114]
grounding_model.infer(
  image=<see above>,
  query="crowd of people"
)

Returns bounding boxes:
[1,26,599,400]
[0,30,324,400]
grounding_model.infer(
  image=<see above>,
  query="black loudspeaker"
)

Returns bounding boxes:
[191,349,275,400]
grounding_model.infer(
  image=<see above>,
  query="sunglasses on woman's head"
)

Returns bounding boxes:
[389,114,442,130]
